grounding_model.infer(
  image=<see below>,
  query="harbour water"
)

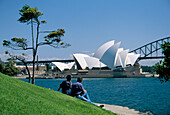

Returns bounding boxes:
[21,78,170,115]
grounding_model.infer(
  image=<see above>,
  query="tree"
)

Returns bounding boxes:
[3,59,21,76]
[153,42,170,82]
[0,58,20,76]
[3,5,70,84]
[0,59,5,73]
[5,51,32,83]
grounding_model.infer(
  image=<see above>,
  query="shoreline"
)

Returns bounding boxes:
[95,103,153,115]
[13,74,158,79]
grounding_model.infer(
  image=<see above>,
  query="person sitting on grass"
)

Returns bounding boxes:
[58,75,72,95]
[70,77,104,108]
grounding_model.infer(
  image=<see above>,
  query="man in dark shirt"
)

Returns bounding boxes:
[58,75,72,95]
[71,77,104,107]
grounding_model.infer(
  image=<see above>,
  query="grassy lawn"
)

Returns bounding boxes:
[0,73,115,115]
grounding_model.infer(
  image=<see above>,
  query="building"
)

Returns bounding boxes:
[73,40,140,70]
[51,40,143,78]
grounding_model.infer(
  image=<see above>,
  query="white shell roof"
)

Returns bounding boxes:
[84,57,106,69]
[100,42,121,70]
[67,62,75,69]
[93,40,115,59]
[52,62,69,71]
[114,47,123,67]
[73,54,90,69]
[126,53,140,66]
[119,49,129,67]
[52,62,75,71]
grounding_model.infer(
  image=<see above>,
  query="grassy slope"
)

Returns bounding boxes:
[0,73,115,115]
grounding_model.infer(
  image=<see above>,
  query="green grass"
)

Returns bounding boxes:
[0,73,115,115]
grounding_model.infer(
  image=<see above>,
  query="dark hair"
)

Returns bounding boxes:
[66,75,71,81]
[77,77,83,83]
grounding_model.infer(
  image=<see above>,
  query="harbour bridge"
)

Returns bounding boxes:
[17,37,169,65]
[130,37,169,60]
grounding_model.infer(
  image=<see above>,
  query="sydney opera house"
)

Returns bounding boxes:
[53,40,143,78]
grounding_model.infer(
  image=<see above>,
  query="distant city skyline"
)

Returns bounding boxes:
[0,0,169,66]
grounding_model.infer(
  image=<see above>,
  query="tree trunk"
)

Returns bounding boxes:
[31,19,35,84]
[32,53,35,84]
[32,21,40,84]
[25,63,31,83]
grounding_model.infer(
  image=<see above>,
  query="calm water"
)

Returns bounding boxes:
[21,78,170,115]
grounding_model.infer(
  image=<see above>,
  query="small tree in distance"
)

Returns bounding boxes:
[0,58,20,76]
[5,51,32,83]
[3,4,70,84]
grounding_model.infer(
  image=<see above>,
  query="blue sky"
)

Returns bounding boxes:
[0,0,170,65]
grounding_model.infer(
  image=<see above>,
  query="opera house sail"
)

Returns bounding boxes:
[73,40,140,70]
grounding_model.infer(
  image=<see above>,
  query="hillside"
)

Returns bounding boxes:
[0,73,115,115]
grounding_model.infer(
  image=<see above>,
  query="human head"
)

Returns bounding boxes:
[77,77,83,83]
[66,75,71,81]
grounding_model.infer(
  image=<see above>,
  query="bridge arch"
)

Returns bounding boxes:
[129,37,169,60]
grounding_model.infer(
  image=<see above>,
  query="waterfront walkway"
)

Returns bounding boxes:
[95,103,152,115]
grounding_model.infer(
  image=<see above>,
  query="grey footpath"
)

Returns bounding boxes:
[95,103,153,115]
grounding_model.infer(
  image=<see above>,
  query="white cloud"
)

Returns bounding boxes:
[24,55,33,61]
[0,53,33,61]
[0,54,9,61]
[80,51,91,53]
[39,57,63,61]
[69,54,73,59]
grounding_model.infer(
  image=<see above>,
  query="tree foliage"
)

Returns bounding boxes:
[153,42,170,82]
[0,58,20,76]
[0,59,5,73]
[18,4,44,23]
[2,4,70,84]
[3,37,29,50]
[141,66,153,73]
